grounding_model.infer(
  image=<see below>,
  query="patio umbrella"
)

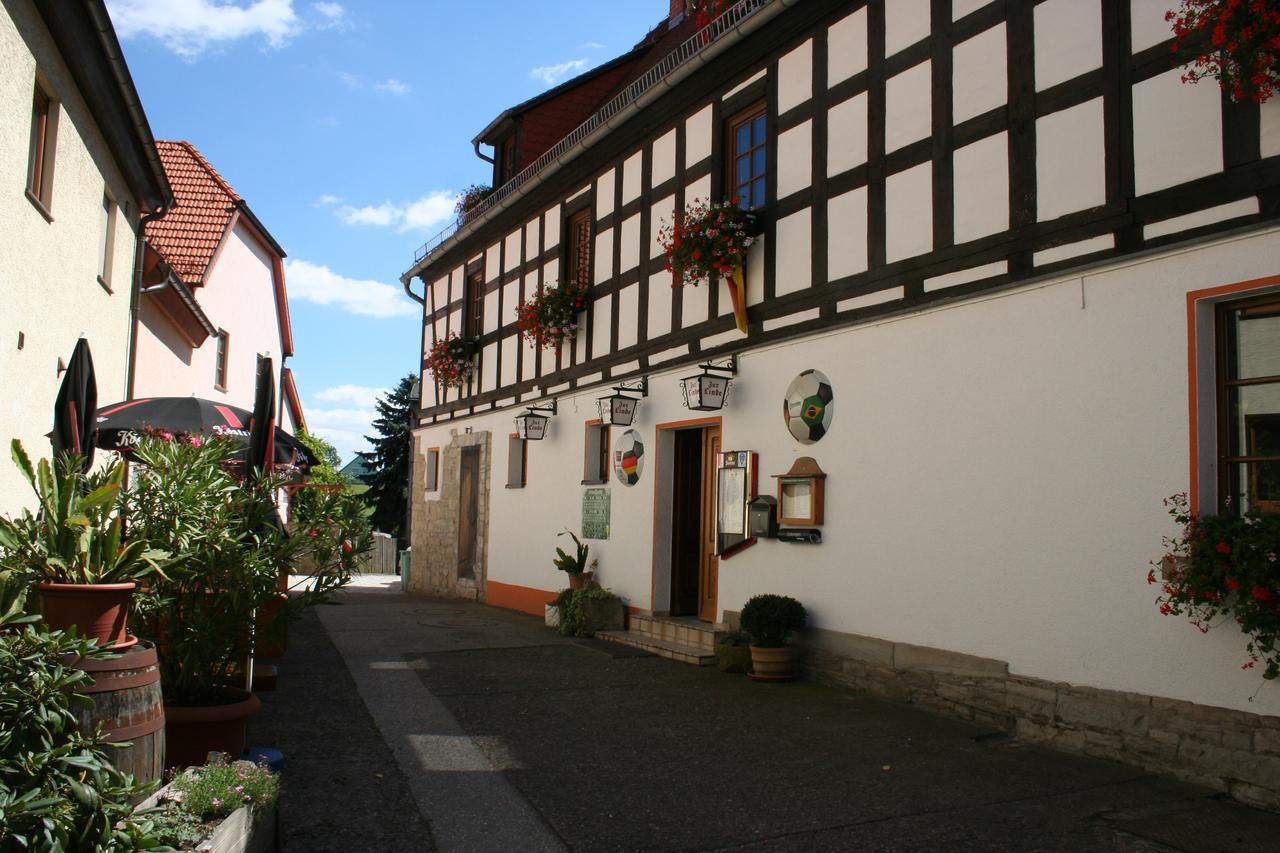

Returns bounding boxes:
[95,396,318,468]
[247,357,276,480]
[51,337,97,472]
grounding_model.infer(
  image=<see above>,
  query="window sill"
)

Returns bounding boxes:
[213,384,228,393]
[581,479,608,486]
[97,275,113,294]
[25,189,53,223]
[505,484,525,490]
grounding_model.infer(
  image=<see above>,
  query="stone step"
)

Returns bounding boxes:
[596,630,717,666]
[629,614,725,653]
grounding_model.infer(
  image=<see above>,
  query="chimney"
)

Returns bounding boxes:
[670,0,690,26]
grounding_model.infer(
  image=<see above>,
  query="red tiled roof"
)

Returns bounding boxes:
[145,140,241,285]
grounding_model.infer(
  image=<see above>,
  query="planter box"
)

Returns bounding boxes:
[136,779,277,853]
[581,597,624,633]
[544,604,561,629]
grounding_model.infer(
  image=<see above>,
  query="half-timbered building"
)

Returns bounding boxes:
[400,0,1280,806]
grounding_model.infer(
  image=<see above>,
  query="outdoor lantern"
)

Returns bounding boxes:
[680,356,737,411]
[597,379,647,427]
[514,401,556,440]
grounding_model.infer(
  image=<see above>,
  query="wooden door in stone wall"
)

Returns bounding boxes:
[698,426,721,623]
[458,446,480,579]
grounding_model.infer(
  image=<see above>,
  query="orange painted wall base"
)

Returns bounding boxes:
[486,580,557,616]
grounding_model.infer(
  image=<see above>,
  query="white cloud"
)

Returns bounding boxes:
[312,1,345,24]
[374,78,410,95]
[305,404,376,465]
[337,190,459,234]
[313,385,388,408]
[107,0,301,58]
[529,58,590,86]
[315,194,341,206]
[284,259,418,318]
[581,41,605,50]
[337,71,360,89]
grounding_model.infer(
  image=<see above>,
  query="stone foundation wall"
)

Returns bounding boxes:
[408,430,491,600]
[724,615,1280,811]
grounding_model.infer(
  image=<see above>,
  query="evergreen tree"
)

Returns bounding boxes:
[359,374,417,544]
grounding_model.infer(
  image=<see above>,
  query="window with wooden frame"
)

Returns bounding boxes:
[726,101,768,212]
[26,79,58,216]
[1217,295,1280,514]
[566,207,593,289]
[463,267,485,340]
[98,191,117,291]
[498,136,518,186]
[506,434,527,488]
[214,330,230,391]
[582,420,610,484]
[425,447,440,492]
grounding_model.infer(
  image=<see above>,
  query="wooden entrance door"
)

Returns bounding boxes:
[458,446,480,578]
[698,425,721,622]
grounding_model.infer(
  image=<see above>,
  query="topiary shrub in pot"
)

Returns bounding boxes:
[739,594,806,681]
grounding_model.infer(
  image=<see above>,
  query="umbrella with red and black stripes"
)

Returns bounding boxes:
[95,397,318,468]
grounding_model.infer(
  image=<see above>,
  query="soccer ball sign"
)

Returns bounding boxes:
[783,369,834,444]
[613,429,645,486]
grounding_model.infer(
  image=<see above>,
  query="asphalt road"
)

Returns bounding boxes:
[249,577,1280,852]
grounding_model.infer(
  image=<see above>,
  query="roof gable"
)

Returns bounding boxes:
[145,140,241,284]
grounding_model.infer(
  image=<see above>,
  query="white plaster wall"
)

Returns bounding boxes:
[414,227,1280,717]
[134,221,286,412]
[0,0,139,514]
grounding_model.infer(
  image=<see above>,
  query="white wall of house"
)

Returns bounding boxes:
[0,0,140,514]
[133,220,287,412]
[413,225,1280,718]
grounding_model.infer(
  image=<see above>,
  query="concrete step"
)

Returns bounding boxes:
[596,629,717,666]
[629,614,726,653]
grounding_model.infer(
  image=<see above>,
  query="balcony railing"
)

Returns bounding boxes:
[410,0,774,269]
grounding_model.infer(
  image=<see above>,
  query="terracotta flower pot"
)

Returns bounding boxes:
[38,581,137,649]
[748,645,797,682]
[567,571,595,590]
[165,688,262,769]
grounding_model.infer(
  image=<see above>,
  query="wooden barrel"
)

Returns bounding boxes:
[74,643,165,788]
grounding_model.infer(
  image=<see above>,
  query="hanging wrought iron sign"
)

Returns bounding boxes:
[513,400,557,440]
[680,356,737,411]
[597,378,647,427]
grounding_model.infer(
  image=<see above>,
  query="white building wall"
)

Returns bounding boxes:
[0,0,140,514]
[133,220,286,412]
[414,227,1280,718]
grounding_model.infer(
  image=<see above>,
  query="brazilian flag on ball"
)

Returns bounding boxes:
[783,369,834,445]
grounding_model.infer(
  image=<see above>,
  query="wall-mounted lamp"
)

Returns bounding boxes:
[514,400,557,440]
[597,378,647,427]
[680,355,736,411]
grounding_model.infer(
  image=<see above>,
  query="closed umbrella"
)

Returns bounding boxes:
[247,358,276,480]
[51,338,97,472]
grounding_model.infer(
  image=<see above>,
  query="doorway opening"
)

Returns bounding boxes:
[661,421,721,621]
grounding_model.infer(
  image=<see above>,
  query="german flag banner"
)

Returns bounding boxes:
[728,265,748,334]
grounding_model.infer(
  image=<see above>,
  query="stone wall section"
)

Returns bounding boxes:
[408,430,491,600]
[762,620,1280,811]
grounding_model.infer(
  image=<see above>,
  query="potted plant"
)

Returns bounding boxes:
[714,629,753,674]
[659,197,756,333]
[135,754,280,851]
[739,594,806,681]
[1148,492,1280,679]
[554,530,594,589]
[426,332,479,389]
[516,279,588,350]
[1167,0,1280,103]
[455,183,495,225]
[0,582,156,850]
[126,436,349,768]
[0,441,166,649]
[553,585,625,637]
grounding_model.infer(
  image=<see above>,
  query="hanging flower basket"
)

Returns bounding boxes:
[1166,0,1280,103]
[1147,492,1280,680]
[426,333,478,389]
[659,197,756,333]
[693,0,735,36]
[516,279,588,350]
[455,184,495,226]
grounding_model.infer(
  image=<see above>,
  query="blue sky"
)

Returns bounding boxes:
[105,0,665,464]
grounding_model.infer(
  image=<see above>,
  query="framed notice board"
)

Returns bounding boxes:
[582,487,611,540]
[716,450,757,557]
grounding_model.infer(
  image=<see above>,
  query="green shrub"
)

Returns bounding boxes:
[553,530,589,576]
[555,586,619,637]
[0,604,155,850]
[739,594,806,648]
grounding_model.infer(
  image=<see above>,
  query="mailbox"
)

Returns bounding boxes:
[749,495,778,539]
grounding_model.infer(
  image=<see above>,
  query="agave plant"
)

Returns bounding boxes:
[0,440,167,586]
[553,529,589,576]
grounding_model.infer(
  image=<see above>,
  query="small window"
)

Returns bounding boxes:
[1217,296,1280,514]
[98,191,117,291]
[498,136,518,185]
[214,331,230,390]
[566,207,593,289]
[464,268,485,339]
[582,420,609,484]
[506,434,527,488]
[425,447,440,492]
[27,79,58,215]
[726,102,767,211]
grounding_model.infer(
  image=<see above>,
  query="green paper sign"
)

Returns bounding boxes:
[582,487,611,540]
